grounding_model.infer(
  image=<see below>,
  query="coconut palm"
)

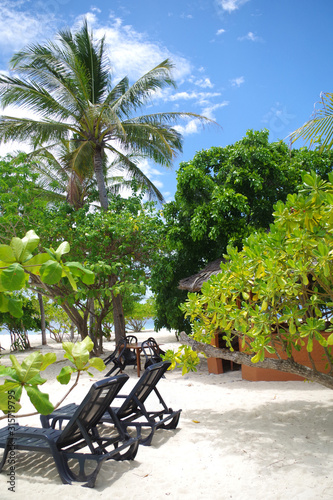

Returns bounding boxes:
[0,20,212,342]
[0,20,209,209]
[289,92,333,152]
[27,141,136,210]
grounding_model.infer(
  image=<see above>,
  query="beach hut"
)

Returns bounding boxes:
[179,259,239,375]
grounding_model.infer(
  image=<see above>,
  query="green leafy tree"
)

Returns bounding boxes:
[0,157,163,348]
[151,130,333,333]
[125,297,156,332]
[28,192,164,347]
[289,92,333,152]
[173,171,333,390]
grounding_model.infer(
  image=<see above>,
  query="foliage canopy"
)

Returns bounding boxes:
[151,130,333,333]
[175,171,333,389]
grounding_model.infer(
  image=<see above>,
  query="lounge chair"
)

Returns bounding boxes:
[41,361,181,446]
[141,339,163,369]
[147,337,166,357]
[0,374,139,488]
[104,337,137,376]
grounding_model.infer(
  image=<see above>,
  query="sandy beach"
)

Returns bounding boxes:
[0,328,332,500]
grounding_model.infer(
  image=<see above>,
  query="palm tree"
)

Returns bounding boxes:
[28,141,165,208]
[0,20,209,209]
[0,20,211,342]
[289,92,333,151]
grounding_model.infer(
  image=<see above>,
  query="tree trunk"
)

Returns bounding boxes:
[112,291,126,344]
[93,146,109,211]
[70,323,75,341]
[38,293,47,345]
[180,332,333,390]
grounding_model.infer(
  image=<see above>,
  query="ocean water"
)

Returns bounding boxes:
[0,317,156,337]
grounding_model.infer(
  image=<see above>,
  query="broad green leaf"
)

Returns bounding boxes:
[0,294,9,313]
[63,269,78,291]
[80,336,94,352]
[21,230,40,254]
[10,237,24,262]
[55,241,70,261]
[0,392,21,413]
[88,357,106,371]
[40,260,63,284]
[0,382,21,395]
[0,263,26,291]
[12,351,44,383]
[81,269,95,285]
[39,352,57,371]
[66,262,95,284]
[7,298,23,318]
[251,352,261,363]
[62,341,74,358]
[9,355,24,380]
[327,333,333,345]
[0,245,16,263]
[25,374,47,386]
[57,365,75,385]
[0,366,16,378]
[71,346,90,370]
[25,386,54,415]
[23,253,51,275]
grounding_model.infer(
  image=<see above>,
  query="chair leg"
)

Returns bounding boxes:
[0,439,11,472]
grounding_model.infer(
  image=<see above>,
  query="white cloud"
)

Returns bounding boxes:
[238,31,263,42]
[194,78,214,89]
[88,14,192,83]
[173,119,201,136]
[230,76,245,87]
[0,1,58,55]
[217,0,250,13]
[172,101,228,135]
[216,29,226,35]
[201,101,229,120]
[168,91,221,106]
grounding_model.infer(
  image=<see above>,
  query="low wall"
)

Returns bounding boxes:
[240,335,330,382]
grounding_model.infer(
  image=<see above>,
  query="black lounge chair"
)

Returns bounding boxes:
[104,337,137,376]
[147,337,166,357]
[141,339,164,369]
[0,374,139,488]
[41,361,181,446]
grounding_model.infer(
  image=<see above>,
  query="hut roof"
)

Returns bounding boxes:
[178,258,224,292]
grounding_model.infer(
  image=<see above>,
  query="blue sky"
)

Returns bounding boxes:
[1,0,332,201]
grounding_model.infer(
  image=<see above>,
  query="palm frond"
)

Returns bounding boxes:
[0,116,75,146]
[289,92,333,151]
[105,144,164,202]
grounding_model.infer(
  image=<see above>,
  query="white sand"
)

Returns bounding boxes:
[0,329,332,500]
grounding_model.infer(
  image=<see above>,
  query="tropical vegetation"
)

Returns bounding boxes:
[151,129,333,333]
[0,20,210,341]
[170,172,333,389]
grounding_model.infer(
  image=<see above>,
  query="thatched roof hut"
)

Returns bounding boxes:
[178,258,224,292]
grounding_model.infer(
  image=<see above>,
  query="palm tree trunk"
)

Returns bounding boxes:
[93,146,109,211]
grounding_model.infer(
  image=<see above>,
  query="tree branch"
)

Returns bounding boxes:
[179,332,333,390]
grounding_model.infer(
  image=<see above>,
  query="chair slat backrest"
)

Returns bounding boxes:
[116,361,171,419]
[56,374,129,448]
